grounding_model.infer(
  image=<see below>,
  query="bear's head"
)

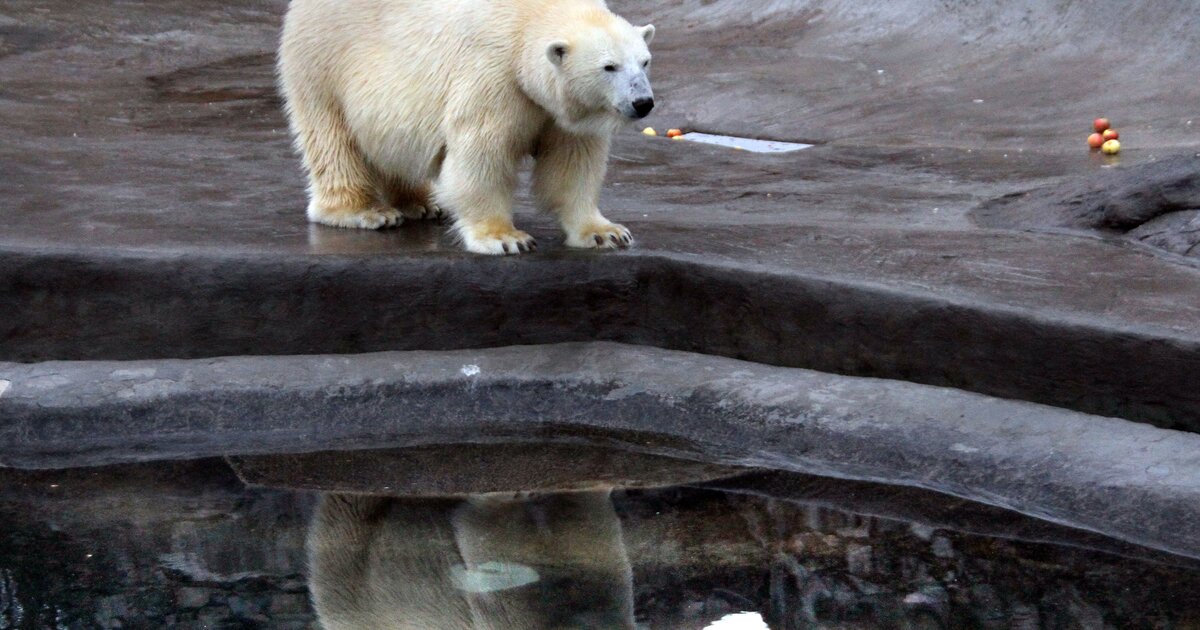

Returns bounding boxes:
[531,10,655,135]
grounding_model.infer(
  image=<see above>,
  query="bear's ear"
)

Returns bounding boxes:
[546,41,569,66]
[639,24,655,45]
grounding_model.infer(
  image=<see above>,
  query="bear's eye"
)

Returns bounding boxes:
[642,60,650,68]
[603,64,618,72]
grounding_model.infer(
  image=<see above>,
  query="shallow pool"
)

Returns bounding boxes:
[2,459,1197,628]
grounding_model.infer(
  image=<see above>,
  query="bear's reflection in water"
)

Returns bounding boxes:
[308,491,634,630]
[305,482,1200,629]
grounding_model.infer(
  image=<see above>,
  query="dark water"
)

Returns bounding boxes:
[1,459,1198,630]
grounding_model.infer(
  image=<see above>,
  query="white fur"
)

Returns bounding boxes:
[307,493,636,629]
[278,0,655,254]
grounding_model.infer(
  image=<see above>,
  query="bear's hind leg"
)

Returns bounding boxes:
[384,177,444,222]
[289,95,401,230]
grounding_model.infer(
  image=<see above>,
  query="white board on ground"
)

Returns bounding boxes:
[704,612,770,629]
[681,132,813,153]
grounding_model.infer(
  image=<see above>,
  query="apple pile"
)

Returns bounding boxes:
[1088,118,1121,154]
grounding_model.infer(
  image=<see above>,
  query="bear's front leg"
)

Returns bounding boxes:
[533,127,631,250]
[435,133,537,255]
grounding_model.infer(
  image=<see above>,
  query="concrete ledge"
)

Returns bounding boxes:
[3,342,1198,560]
[4,247,1199,433]
[4,0,1200,439]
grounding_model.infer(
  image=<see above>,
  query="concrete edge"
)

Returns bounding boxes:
[3,247,1199,432]
[2,341,1198,560]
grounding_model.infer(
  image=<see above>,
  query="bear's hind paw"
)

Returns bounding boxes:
[396,202,446,222]
[309,205,404,230]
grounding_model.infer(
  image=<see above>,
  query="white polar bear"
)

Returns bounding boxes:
[278,0,656,255]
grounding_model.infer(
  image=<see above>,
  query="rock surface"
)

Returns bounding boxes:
[2,0,1200,436]
[1129,209,1200,256]
[2,0,1200,601]
[974,154,1200,257]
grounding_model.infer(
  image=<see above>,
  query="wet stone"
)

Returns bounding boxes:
[1128,209,1200,257]
[931,535,954,559]
[1042,591,1106,630]
[968,584,1004,623]
[269,592,310,616]
[1010,603,1041,630]
[196,604,232,626]
[845,543,872,576]
[93,594,130,628]
[226,594,264,617]
[176,586,214,609]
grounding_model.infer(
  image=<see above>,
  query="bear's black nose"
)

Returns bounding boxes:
[632,98,654,118]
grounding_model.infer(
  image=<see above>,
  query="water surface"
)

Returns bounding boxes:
[1,459,1197,629]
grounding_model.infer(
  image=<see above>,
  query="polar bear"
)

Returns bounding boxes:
[278,0,655,255]
[307,492,636,629]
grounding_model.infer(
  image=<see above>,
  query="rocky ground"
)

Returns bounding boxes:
[973,153,1200,258]
[4,1,1200,626]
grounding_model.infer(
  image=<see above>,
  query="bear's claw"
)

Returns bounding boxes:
[397,202,445,222]
[567,222,632,250]
[503,239,538,254]
[461,226,538,256]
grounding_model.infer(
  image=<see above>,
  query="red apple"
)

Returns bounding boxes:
[1093,118,1111,133]
[1087,133,1104,149]
[1102,128,1119,141]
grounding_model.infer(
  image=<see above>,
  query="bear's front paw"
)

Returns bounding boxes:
[460,222,538,255]
[565,221,632,250]
[309,204,404,230]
